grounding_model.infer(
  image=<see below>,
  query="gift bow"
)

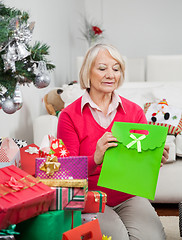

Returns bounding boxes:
[0,224,20,236]
[39,156,61,175]
[126,134,146,152]
[25,146,39,154]
[4,177,24,191]
[102,235,112,240]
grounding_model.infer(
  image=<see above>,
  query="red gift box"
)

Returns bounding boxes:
[82,191,107,213]
[0,165,55,230]
[20,144,39,176]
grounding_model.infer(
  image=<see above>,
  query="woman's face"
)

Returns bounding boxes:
[89,49,122,94]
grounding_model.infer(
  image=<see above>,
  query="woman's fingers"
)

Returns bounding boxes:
[101,132,117,144]
[94,132,118,165]
[161,144,169,166]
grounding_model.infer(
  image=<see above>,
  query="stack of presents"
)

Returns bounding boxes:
[0,136,110,240]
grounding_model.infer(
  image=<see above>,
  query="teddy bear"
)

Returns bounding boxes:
[44,88,64,116]
[43,81,84,116]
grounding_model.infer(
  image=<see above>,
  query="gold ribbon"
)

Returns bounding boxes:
[39,156,61,176]
[0,175,40,197]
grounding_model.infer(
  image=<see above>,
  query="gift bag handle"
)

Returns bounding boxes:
[62,219,102,240]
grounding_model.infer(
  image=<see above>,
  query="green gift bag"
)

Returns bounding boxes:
[97,122,168,200]
[15,210,81,240]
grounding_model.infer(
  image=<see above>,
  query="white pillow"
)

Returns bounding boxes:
[116,82,161,108]
[151,82,182,110]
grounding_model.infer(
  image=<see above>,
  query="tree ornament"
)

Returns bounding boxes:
[15,42,30,60]
[0,96,5,109]
[2,98,16,114]
[34,73,50,88]
[2,45,17,72]
[13,83,23,110]
[34,61,50,88]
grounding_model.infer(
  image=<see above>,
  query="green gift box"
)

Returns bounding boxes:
[98,122,168,200]
[15,210,81,240]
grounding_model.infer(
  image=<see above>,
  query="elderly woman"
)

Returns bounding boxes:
[57,44,168,240]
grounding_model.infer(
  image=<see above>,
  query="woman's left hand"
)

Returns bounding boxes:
[161,144,169,167]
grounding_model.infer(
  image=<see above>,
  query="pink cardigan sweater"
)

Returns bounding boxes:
[57,96,147,207]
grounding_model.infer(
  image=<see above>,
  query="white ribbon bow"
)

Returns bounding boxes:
[25,146,39,154]
[126,134,146,152]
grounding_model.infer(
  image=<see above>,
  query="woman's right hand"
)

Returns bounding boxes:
[94,132,118,165]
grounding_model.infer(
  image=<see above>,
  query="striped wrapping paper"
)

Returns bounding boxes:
[50,186,87,211]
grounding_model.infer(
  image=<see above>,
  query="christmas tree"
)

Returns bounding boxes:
[0,2,55,114]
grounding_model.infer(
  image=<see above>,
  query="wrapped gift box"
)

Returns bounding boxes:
[82,191,107,213]
[50,185,87,211]
[20,144,39,176]
[15,210,82,240]
[0,138,20,168]
[38,179,88,211]
[35,156,87,179]
[0,165,55,230]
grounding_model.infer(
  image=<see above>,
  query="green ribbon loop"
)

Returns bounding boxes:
[0,224,20,236]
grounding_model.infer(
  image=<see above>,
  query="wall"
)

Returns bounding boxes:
[1,0,182,144]
[85,0,182,58]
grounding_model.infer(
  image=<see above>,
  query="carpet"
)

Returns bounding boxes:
[160,216,181,240]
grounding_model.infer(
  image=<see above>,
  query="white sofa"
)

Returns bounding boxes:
[33,81,182,203]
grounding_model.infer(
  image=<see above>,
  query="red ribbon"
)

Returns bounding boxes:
[71,211,74,229]
[4,177,24,191]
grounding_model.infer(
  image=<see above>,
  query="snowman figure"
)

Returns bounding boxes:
[151,99,170,123]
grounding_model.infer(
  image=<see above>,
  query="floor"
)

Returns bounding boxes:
[152,203,179,216]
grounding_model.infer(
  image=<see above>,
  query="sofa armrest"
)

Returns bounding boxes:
[33,115,58,147]
[165,135,176,162]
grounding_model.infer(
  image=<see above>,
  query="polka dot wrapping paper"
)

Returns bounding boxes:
[35,156,88,180]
